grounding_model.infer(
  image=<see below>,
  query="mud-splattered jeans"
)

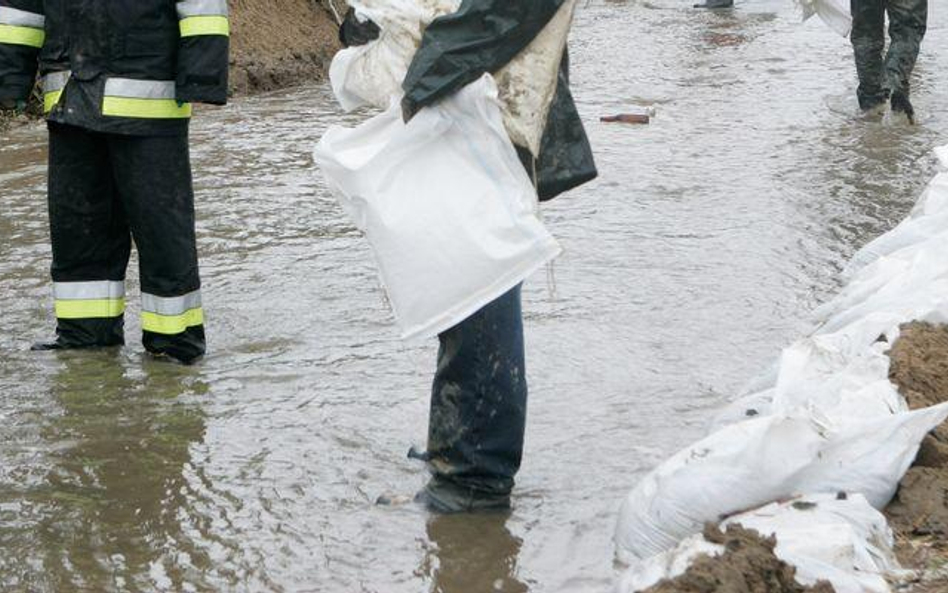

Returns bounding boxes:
[850,0,928,110]
[425,285,527,497]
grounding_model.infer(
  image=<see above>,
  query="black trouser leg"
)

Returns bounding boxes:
[884,0,928,95]
[108,133,205,364]
[426,285,527,497]
[850,0,888,110]
[47,123,130,347]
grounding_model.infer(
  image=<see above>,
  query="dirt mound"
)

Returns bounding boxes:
[229,0,343,94]
[886,322,948,538]
[885,322,948,590]
[639,525,834,593]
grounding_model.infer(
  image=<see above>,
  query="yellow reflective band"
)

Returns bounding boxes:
[102,97,191,119]
[179,15,229,37]
[43,89,62,113]
[141,308,204,335]
[0,24,44,48]
[55,299,125,319]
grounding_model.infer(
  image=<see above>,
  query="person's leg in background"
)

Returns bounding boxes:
[35,122,130,350]
[850,0,889,112]
[885,0,928,122]
[109,133,206,364]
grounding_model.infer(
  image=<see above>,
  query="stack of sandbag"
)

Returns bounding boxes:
[618,494,902,593]
[615,144,948,592]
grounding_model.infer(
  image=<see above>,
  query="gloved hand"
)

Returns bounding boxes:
[338,7,381,48]
[0,98,27,113]
[401,96,420,124]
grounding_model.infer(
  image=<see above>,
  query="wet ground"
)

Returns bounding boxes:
[2,0,947,591]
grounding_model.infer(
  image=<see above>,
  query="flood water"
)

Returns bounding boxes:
[1,1,946,591]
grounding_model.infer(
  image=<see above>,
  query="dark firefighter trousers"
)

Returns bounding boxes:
[48,122,205,362]
[851,0,928,110]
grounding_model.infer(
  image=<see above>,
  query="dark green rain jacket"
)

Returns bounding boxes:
[401,0,597,201]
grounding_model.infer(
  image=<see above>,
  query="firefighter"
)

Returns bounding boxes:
[0,0,229,364]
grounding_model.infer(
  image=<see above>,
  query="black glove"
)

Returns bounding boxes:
[401,95,421,124]
[338,7,381,48]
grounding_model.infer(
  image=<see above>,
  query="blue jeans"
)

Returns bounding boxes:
[426,285,527,496]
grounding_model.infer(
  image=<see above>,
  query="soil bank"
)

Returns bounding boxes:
[886,322,948,591]
[639,525,832,593]
[229,0,343,94]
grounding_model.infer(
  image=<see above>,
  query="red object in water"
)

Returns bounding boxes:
[600,114,650,124]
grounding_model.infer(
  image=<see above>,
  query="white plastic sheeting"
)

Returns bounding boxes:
[615,144,948,590]
[328,0,579,155]
[618,494,900,593]
[796,0,852,37]
[314,75,561,339]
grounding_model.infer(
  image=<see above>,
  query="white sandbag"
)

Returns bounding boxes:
[795,0,852,37]
[615,143,948,565]
[330,0,460,112]
[618,494,899,593]
[614,402,948,562]
[845,171,948,276]
[328,0,577,155]
[314,74,561,339]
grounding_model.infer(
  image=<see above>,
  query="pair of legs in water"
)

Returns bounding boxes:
[851,0,928,123]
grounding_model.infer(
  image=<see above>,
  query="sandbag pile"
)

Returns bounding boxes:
[615,144,948,592]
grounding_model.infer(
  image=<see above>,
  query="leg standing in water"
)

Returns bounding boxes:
[885,0,927,122]
[420,286,527,511]
[850,0,928,121]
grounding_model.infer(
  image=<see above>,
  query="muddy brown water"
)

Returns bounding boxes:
[2,1,947,591]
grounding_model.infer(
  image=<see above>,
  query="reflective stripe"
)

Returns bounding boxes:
[105,78,176,100]
[42,71,70,113]
[179,15,229,37]
[141,291,202,316]
[141,290,203,335]
[102,97,192,119]
[44,90,62,113]
[102,78,190,119]
[0,7,45,28]
[56,299,126,319]
[142,308,204,335]
[176,0,229,17]
[54,281,125,301]
[53,281,126,319]
[0,23,44,47]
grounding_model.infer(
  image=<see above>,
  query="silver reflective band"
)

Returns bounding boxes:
[141,290,202,316]
[42,70,70,93]
[0,6,45,28]
[176,0,229,17]
[104,78,176,100]
[53,281,125,301]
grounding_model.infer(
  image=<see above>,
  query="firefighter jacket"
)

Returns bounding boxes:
[0,0,229,135]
